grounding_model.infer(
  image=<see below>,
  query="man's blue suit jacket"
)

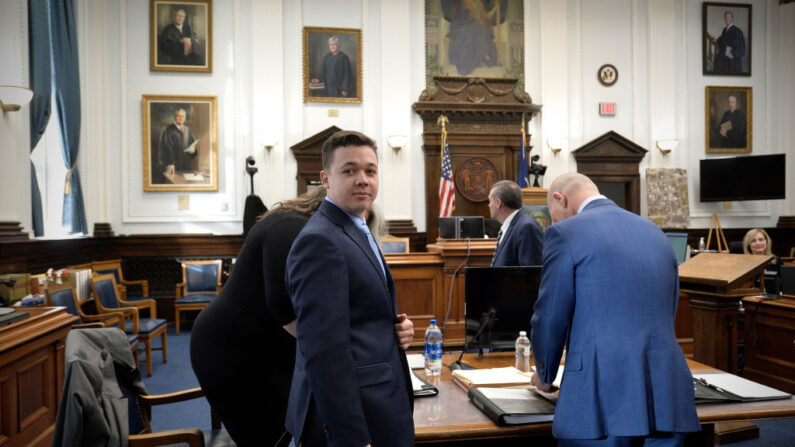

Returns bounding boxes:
[286,201,414,447]
[491,210,543,266]
[531,199,700,439]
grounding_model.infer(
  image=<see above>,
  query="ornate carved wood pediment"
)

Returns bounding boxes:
[290,125,342,195]
[572,131,648,215]
[414,77,541,244]
[572,130,648,163]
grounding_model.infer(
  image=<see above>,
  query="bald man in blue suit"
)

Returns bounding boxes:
[286,131,414,447]
[531,173,700,446]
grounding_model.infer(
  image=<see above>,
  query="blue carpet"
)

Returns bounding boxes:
[729,419,795,446]
[141,325,214,433]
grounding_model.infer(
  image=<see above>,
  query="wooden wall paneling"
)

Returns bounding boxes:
[0,308,76,446]
[387,252,445,346]
[741,296,795,393]
[676,291,694,358]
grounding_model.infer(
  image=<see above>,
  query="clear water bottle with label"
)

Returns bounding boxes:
[424,319,443,376]
[515,331,531,373]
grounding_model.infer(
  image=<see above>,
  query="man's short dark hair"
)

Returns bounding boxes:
[490,180,523,210]
[724,10,734,20]
[321,130,377,170]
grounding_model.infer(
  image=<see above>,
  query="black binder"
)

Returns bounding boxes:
[468,387,555,426]
[0,310,29,327]
[411,372,438,397]
[694,376,791,404]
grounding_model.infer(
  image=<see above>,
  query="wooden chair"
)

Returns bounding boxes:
[56,328,231,447]
[92,258,153,304]
[45,281,140,354]
[175,259,222,335]
[382,235,410,254]
[92,273,168,377]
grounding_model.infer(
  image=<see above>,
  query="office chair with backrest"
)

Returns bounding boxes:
[46,281,140,353]
[54,328,232,447]
[93,258,154,305]
[92,273,168,377]
[175,259,222,335]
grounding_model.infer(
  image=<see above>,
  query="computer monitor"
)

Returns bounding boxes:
[464,266,542,350]
[439,216,485,239]
[665,232,689,264]
[781,265,795,295]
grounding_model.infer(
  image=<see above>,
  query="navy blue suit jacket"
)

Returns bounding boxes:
[286,201,414,446]
[491,210,543,266]
[531,199,700,439]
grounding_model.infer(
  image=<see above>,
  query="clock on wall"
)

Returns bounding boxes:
[597,64,618,87]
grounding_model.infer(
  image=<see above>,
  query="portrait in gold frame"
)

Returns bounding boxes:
[705,86,752,154]
[150,0,212,73]
[303,27,363,104]
[142,95,218,192]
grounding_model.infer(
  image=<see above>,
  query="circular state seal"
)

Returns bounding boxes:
[454,157,500,203]
[597,63,618,87]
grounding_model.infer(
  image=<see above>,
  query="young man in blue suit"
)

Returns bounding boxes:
[488,180,543,266]
[530,173,700,446]
[286,131,415,447]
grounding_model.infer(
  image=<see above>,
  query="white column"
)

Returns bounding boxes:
[646,0,677,168]
[0,0,32,229]
[538,0,570,182]
[378,0,412,219]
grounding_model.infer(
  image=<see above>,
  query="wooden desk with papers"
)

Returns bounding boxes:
[412,352,795,446]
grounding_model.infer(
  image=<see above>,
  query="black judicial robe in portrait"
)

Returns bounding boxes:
[714,24,746,73]
[318,51,354,97]
[717,108,747,148]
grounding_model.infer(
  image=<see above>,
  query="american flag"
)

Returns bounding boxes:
[517,126,529,188]
[438,128,455,217]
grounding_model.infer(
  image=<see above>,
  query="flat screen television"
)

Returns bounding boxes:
[700,154,786,202]
[464,266,542,350]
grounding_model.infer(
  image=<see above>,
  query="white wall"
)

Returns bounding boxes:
[1,0,793,237]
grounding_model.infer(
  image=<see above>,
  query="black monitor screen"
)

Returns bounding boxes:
[439,216,485,239]
[464,266,542,349]
[700,154,786,202]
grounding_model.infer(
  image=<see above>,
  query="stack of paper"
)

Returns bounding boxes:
[452,367,532,391]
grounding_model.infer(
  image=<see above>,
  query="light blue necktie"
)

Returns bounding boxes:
[359,221,386,278]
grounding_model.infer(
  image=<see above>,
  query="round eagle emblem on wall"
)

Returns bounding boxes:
[597,64,618,87]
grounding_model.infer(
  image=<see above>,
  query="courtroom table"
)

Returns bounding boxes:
[741,294,795,394]
[412,352,795,446]
[0,307,78,446]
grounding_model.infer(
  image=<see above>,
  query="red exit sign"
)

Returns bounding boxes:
[599,102,616,116]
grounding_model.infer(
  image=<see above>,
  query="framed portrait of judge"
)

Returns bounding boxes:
[142,95,219,191]
[150,0,212,73]
[702,2,751,76]
[303,27,362,104]
[705,86,752,154]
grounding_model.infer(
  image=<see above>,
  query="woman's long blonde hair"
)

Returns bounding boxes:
[742,228,773,256]
[261,187,327,219]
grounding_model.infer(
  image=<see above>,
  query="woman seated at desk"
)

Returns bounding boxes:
[744,228,781,293]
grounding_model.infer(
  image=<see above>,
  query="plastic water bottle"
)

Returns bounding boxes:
[424,319,443,376]
[515,331,531,373]
[698,237,706,251]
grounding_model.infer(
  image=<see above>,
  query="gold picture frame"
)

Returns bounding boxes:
[150,0,212,73]
[303,26,362,104]
[705,86,752,153]
[142,95,218,191]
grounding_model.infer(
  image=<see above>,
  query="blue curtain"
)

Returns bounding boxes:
[50,0,86,234]
[27,0,51,237]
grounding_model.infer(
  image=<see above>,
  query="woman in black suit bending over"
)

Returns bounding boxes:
[190,188,411,446]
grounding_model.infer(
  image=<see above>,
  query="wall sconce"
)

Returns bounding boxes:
[260,135,279,151]
[0,86,34,113]
[655,139,678,154]
[546,138,565,154]
[386,135,408,151]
